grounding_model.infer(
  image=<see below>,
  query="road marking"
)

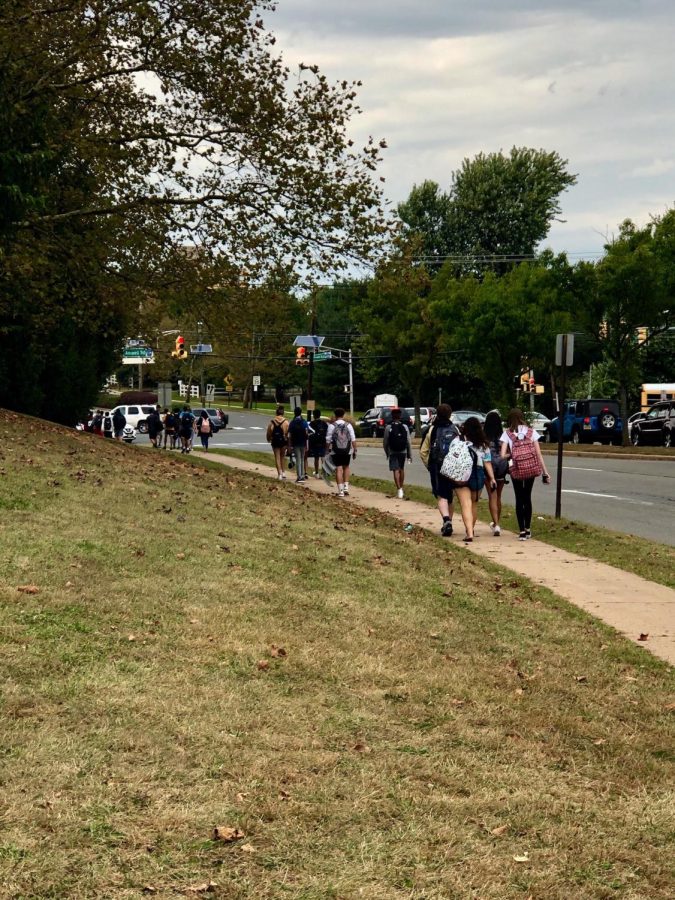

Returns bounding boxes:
[563,466,604,473]
[231,426,246,430]
[562,489,654,506]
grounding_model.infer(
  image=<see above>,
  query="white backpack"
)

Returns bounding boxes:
[440,438,476,484]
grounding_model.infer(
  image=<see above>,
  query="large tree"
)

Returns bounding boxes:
[397,147,577,274]
[0,0,388,421]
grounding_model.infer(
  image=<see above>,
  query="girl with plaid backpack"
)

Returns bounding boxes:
[500,408,551,541]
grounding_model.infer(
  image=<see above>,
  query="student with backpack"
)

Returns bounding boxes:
[307,409,329,478]
[195,410,213,451]
[288,407,309,482]
[266,405,290,480]
[179,406,195,453]
[419,403,459,536]
[383,407,412,499]
[325,407,357,497]
[483,410,508,536]
[500,408,551,540]
[449,417,497,543]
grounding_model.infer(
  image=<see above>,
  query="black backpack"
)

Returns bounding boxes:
[430,422,458,464]
[270,419,287,448]
[309,418,328,447]
[388,421,408,453]
[289,417,306,444]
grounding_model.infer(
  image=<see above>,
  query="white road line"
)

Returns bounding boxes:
[563,466,604,473]
[249,426,263,430]
[562,489,654,506]
[231,426,246,430]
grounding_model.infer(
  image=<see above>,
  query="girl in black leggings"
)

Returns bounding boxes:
[500,408,551,540]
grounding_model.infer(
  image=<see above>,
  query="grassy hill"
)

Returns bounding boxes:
[0,410,673,898]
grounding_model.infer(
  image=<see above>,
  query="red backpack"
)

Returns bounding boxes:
[509,428,542,479]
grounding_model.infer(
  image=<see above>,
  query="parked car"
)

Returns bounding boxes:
[403,406,436,430]
[451,409,486,427]
[627,411,644,442]
[630,400,675,447]
[527,412,552,440]
[110,404,157,434]
[547,399,622,445]
[357,406,414,437]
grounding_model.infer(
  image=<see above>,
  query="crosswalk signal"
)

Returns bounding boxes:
[520,371,530,392]
[295,347,308,366]
[172,335,187,360]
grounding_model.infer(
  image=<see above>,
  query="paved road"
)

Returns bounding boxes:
[137,409,675,546]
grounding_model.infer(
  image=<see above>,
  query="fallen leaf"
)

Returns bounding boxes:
[638,633,649,641]
[17,584,39,594]
[176,552,186,560]
[256,659,269,671]
[450,698,465,707]
[240,843,256,853]
[270,646,287,658]
[337,554,347,561]
[186,881,219,894]
[213,826,245,843]
[491,824,509,837]
[278,789,290,800]
[367,627,376,636]
[235,792,248,802]
[593,738,606,746]
[127,634,136,642]
[352,741,371,753]
[65,581,73,587]
[291,544,299,551]
[141,887,157,895]
[575,675,588,683]
[513,853,530,863]
[664,702,675,712]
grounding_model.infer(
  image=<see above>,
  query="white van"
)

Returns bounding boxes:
[111,404,157,433]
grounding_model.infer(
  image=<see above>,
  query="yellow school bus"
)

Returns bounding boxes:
[640,384,675,411]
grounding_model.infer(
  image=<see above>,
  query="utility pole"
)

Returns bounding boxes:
[348,347,354,418]
[307,290,318,404]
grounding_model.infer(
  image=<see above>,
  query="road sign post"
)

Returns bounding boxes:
[555,334,574,519]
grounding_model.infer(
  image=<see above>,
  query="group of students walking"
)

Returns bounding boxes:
[420,404,550,542]
[267,402,550,540]
[266,405,357,498]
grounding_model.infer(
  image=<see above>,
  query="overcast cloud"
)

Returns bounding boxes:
[269,0,675,258]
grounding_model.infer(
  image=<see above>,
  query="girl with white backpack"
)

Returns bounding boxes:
[441,417,497,543]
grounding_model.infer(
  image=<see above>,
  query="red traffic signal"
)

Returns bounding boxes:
[172,335,188,359]
[295,347,308,366]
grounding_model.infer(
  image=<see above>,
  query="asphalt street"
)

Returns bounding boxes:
[138,408,675,546]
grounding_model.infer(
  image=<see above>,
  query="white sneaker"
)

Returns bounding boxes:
[493,525,501,537]
[396,488,404,499]
[338,489,345,497]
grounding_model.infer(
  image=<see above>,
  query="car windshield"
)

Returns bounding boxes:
[205,409,218,416]
[588,401,619,416]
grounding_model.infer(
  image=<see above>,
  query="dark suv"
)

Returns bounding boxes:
[547,399,623,445]
[630,401,675,447]
[357,407,414,438]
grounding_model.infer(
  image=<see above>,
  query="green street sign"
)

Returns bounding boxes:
[313,351,332,361]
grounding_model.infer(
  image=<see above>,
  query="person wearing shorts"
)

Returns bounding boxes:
[325,408,357,497]
[307,409,328,478]
[383,407,412,499]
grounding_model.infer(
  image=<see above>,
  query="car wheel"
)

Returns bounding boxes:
[571,428,581,445]
[599,412,616,430]
[631,429,640,446]
[137,421,148,434]
[664,429,672,449]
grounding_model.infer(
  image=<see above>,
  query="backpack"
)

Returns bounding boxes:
[332,421,352,453]
[308,419,328,448]
[509,428,542,479]
[388,421,408,453]
[440,438,477,484]
[199,416,210,434]
[430,422,458,464]
[181,412,194,431]
[112,409,125,430]
[289,417,306,445]
[270,419,287,448]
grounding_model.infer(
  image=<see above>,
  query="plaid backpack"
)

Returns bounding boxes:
[509,428,542,479]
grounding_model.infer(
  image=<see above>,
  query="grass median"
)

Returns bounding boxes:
[213,449,675,591]
[2,414,674,898]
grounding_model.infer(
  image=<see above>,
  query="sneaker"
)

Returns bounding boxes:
[278,474,284,481]
[493,525,501,537]
[303,475,310,481]
[295,477,303,483]
[525,529,532,540]
[519,531,527,541]
[489,521,496,533]
[338,489,345,497]
[396,488,404,499]
[343,488,349,496]
[314,472,321,479]
[463,535,473,543]
[441,520,453,537]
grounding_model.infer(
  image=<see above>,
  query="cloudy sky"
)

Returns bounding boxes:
[269,0,674,259]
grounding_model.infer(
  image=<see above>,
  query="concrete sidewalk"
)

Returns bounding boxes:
[195,452,675,667]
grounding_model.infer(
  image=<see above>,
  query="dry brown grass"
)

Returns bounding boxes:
[0,410,674,899]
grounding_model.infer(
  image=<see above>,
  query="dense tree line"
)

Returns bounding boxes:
[0,1,387,422]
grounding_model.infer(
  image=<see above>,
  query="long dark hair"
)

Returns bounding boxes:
[484,410,502,443]
[506,408,527,430]
[462,416,488,449]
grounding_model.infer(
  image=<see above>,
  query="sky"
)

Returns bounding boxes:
[269,0,675,260]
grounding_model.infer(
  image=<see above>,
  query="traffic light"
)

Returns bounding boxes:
[172,335,187,360]
[520,371,530,392]
[295,347,308,366]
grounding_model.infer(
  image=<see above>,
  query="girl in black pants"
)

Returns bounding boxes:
[500,408,550,540]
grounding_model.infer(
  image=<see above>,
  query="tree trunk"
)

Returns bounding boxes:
[619,383,630,446]
[413,384,422,438]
